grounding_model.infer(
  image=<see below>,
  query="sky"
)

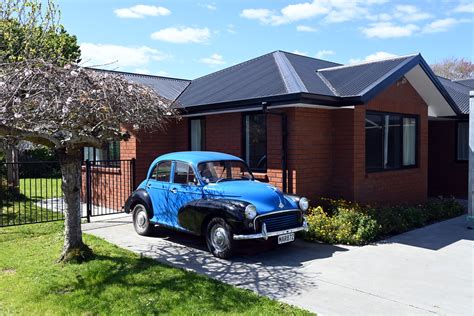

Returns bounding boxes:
[58,0,474,80]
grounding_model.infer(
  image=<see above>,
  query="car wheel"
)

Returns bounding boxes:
[206,218,234,259]
[133,204,153,236]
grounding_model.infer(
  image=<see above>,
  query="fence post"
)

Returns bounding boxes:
[85,159,92,223]
[131,158,136,191]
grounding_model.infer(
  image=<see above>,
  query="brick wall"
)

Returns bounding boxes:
[428,120,468,198]
[352,80,428,204]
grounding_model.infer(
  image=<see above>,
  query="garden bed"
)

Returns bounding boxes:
[303,197,466,245]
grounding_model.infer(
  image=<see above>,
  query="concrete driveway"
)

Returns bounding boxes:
[83,215,474,315]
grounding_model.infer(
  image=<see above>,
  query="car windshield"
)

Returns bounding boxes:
[197,160,254,183]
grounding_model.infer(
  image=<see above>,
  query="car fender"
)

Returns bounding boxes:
[124,189,153,219]
[177,199,250,236]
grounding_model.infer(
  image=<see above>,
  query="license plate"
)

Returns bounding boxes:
[278,233,295,244]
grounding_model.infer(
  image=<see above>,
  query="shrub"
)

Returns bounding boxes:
[304,206,379,245]
[304,197,466,245]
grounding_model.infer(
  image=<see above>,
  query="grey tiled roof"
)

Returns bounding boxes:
[454,78,474,89]
[88,68,190,102]
[438,77,470,114]
[317,55,417,96]
[91,50,465,116]
[121,73,190,102]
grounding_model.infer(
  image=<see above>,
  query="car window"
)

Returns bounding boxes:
[151,161,172,182]
[173,161,198,185]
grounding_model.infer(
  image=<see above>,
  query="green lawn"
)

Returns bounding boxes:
[1,178,63,226]
[19,178,63,199]
[0,222,312,315]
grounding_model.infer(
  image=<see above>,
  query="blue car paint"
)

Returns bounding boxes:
[140,151,299,230]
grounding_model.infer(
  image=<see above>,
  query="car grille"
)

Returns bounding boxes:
[256,211,302,233]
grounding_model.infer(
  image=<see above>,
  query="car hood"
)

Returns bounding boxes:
[203,180,298,214]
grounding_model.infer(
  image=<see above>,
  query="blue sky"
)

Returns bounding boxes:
[59,0,474,79]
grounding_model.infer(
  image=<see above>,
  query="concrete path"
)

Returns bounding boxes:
[83,215,474,315]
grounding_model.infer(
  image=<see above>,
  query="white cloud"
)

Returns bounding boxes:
[292,50,308,56]
[296,25,317,32]
[315,50,335,59]
[241,0,387,25]
[205,4,217,10]
[134,68,150,74]
[422,18,466,33]
[362,22,419,38]
[79,43,170,68]
[200,53,225,66]
[114,5,170,18]
[226,24,237,34]
[240,8,272,21]
[151,27,211,44]
[157,70,169,76]
[349,51,398,64]
[453,3,474,13]
[393,5,432,22]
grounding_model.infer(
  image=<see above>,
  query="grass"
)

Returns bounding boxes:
[1,178,63,226]
[19,178,63,199]
[0,222,312,315]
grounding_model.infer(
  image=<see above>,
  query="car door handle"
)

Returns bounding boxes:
[169,188,177,193]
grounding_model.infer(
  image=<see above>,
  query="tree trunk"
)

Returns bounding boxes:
[6,144,19,189]
[57,147,91,262]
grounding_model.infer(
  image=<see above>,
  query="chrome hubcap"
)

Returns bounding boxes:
[136,209,147,229]
[211,226,228,251]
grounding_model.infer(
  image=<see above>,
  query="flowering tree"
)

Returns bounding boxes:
[431,57,474,80]
[1,1,178,261]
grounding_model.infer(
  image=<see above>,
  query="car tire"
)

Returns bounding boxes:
[206,217,234,259]
[133,204,153,236]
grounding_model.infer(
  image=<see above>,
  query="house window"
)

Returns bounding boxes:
[244,113,267,172]
[84,141,120,162]
[457,121,468,161]
[365,112,418,171]
[190,118,205,151]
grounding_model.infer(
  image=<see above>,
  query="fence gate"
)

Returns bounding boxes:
[0,159,135,227]
[83,159,135,222]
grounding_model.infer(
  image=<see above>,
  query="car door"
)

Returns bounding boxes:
[167,161,204,229]
[146,160,173,225]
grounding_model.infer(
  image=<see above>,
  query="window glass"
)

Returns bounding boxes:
[244,114,267,171]
[173,161,197,185]
[403,118,416,166]
[386,115,402,169]
[198,160,253,183]
[190,119,205,151]
[152,161,171,182]
[83,141,120,162]
[365,114,384,170]
[365,112,417,171]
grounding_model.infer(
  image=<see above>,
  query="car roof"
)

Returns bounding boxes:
[152,151,244,166]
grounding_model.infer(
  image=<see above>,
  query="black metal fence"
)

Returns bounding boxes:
[0,159,135,227]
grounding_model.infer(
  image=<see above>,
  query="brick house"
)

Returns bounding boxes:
[85,51,469,208]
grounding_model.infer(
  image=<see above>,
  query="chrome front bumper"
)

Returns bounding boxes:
[233,220,309,240]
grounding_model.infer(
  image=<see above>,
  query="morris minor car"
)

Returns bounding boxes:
[124,151,309,258]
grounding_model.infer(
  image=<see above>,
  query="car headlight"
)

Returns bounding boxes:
[299,197,309,211]
[244,204,257,219]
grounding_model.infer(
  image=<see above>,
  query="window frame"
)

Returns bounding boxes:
[149,160,172,183]
[83,141,121,167]
[365,110,420,173]
[455,120,469,163]
[171,160,199,186]
[188,117,206,151]
[242,112,267,173]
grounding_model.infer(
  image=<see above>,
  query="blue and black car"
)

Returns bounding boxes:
[124,151,309,258]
